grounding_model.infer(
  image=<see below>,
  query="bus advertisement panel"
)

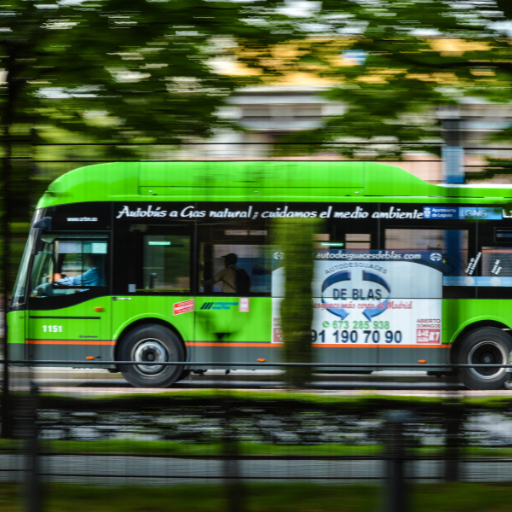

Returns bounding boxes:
[272,251,443,347]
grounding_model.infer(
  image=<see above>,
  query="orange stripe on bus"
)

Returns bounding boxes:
[26,340,116,345]
[185,342,277,348]
[313,344,451,349]
[185,342,451,349]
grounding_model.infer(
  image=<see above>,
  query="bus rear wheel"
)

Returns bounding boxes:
[118,324,185,388]
[457,327,511,390]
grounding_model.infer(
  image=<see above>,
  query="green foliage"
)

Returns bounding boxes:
[0,0,299,290]
[280,1,512,158]
[35,439,384,457]
[33,388,512,408]
[0,0,299,187]
[0,0,295,148]
[4,482,512,512]
[7,438,512,458]
[272,218,321,387]
[467,158,512,182]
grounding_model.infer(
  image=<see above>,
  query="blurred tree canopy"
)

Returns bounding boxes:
[0,0,298,198]
[281,0,512,159]
[0,0,298,291]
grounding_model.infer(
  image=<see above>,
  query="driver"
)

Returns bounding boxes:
[53,254,100,287]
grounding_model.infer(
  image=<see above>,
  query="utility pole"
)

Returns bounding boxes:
[439,106,464,184]
[439,107,465,275]
[439,107,465,408]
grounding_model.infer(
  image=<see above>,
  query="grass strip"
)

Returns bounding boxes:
[36,388,512,408]
[2,482,512,512]
[3,439,512,459]
[38,440,385,457]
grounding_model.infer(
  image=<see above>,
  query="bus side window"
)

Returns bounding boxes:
[198,223,273,296]
[345,233,371,250]
[480,247,512,286]
[200,243,271,295]
[475,228,512,286]
[142,234,191,293]
[385,228,469,280]
[472,227,512,296]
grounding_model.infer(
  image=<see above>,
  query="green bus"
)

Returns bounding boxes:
[7,161,512,390]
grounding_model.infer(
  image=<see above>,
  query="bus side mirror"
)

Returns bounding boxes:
[33,216,52,230]
[31,216,52,255]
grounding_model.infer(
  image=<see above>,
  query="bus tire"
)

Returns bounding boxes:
[457,327,511,390]
[118,324,185,388]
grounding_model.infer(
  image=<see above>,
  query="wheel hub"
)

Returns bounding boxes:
[469,341,506,380]
[132,339,169,375]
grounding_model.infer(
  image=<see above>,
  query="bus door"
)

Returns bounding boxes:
[380,223,471,370]
[312,223,379,370]
[196,228,273,366]
[111,224,195,356]
[26,235,112,364]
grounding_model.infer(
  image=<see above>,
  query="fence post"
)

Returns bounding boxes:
[23,382,42,512]
[444,400,462,482]
[382,411,412,512]
[1,322,13,438]
[221,395,245,512]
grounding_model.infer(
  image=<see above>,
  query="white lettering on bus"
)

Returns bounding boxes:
[315,251,421,262]
[209,206,252,219]
[371,207,423,219]
[116,205,167,219]
[330,207,423,219]
[333,206,368,219]
[320,206,332,218]
[261,207,318,218]
[180,206,206,218]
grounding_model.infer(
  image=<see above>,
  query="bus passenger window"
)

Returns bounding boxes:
[481,247,512,285]
[474,227,512,291]
[386,229,445,251]
[385,229,468,280]
[345,233,371,250]
[200,244,271,295]
[143,235,190,293]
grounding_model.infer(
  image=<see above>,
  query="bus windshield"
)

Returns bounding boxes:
[11,209,43,307]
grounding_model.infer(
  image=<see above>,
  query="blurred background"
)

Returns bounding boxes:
[3,0,512,280]
[2,0,512,511]
[2,0,512,275]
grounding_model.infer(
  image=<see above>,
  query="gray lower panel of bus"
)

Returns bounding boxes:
[8,343,117,370]
[188,345,451,372]
[7,344,26,365]
[8,343,452,373]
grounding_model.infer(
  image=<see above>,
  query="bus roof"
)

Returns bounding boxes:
[38,161,512,208]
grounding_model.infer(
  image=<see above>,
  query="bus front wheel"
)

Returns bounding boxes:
[457,327,511,390]
[118,324,185,388]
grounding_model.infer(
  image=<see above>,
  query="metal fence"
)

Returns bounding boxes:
[2,362,512,512]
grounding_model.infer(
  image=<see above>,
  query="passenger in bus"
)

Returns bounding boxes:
[202,253,251,294]
[54,254,103,287]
